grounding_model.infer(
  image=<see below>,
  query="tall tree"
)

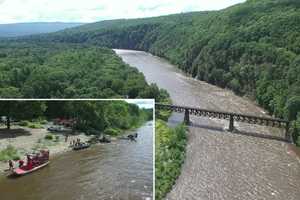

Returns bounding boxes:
[0,101,46,129]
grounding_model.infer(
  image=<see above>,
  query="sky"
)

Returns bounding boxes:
[125,99,154,109]
[0,0,246,24]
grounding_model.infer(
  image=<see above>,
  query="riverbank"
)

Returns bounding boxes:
[0,121,152,176]
[155,120,187,200]
[0,125,90,175]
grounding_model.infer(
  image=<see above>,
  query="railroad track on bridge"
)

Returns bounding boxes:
[155,103,292,142]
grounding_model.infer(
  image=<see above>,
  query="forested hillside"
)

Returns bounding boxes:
[0,22,84,37]
[0,42,168,99]
[23,0,300,143]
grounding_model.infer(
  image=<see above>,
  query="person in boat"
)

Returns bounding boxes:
[18,160,24,168]
[134,133,138,138]
[35,152,42,166]
[26,154,34,169]
[27,154,31,163]
[8,160,14,170]
[128,134,136,142]
[27,159,33,170]
[40,150,49,162]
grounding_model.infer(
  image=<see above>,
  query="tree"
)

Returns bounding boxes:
[285,96,300,121]
[292,113,300,145]
[68,101,107,132]
[0,101,46,129]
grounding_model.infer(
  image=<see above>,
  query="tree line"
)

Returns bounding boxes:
[0,101,153,135]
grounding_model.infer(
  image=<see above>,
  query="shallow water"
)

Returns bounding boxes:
[0,121,153,200]
[116,49,300,200]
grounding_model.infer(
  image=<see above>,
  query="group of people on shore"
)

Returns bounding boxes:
[69,138,83,147]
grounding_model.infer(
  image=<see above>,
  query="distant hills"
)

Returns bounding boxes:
[0,22,84,37]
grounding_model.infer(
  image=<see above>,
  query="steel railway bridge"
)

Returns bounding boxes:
[155,103,292,143]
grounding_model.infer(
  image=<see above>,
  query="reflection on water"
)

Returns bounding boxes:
[0,121,153,200]
[116,49,300,200]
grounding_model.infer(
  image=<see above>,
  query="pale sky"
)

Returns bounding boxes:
[0,0,246,24]
[125,99,154,109]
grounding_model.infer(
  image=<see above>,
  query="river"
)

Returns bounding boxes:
[115,50,300,200]
[0,121,153,200]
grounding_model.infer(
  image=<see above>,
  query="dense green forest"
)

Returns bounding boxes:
[0,42,168,99]
[19,0,300,144]
[0,100,152,135]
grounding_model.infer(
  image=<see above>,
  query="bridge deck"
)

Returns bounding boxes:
[155,103,291,142]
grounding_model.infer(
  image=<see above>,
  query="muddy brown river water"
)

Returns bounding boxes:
[116,50,300,200]
[0,121,153,200]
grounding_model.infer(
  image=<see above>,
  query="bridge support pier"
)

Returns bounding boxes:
[184,109,190,125]
[229,115,234,132]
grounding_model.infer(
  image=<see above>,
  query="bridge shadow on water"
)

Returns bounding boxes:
[169,119,288,143]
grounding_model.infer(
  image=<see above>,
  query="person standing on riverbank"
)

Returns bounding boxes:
[65,134,69,142]
[8,160,14,170]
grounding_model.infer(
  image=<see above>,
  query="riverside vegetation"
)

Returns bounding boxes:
[12,0,299,145]
[0,42,168,99]
[155,119,187,200]
[0,101,153,162]
[155,101,188,200]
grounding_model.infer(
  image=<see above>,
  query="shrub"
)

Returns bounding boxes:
[19,120,30,126]
[28,123,43,129]
[40,120,48,125]
[104,128,120,136]
[87,129,102,135]
[292,113,300,146]
[229,79,241,94]
[54,135,60,142]
[45,134,54,140]
[0,145,20,161]
[285,96,300,121]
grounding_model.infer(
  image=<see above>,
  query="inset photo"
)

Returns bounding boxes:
[0,100,154,200]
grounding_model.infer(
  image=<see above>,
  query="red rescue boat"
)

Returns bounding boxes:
[9,150,50,177]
